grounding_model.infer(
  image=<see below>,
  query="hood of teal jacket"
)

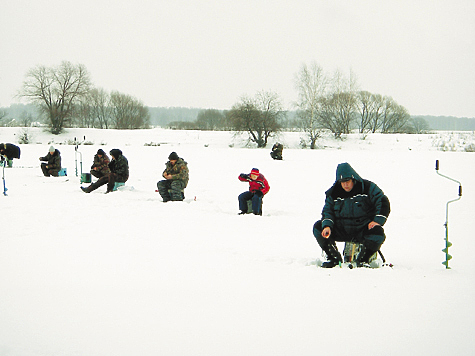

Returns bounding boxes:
[335,162,363,184]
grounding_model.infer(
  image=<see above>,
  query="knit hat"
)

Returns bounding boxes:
[250,168,259,176]
[168,152,179,160]
[49,145,55,153]
[97,149,106,156]
[109,149,122,159]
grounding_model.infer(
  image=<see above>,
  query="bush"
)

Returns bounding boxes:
[464,143,475,152]
[17,128,32,144]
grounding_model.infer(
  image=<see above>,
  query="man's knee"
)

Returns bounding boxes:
[363,225,386,249]
[157,180,169,190]
[313,221,327,246]
[313,221,323,236]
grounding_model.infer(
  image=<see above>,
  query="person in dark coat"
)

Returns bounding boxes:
[238,168,270,215]
[39,146,61,177]
[313,162,390,268]
[270,143,283,160]
[157,152,189,202]
[81,149,128,193]
[90,149,111,179]
[0,143,21,167]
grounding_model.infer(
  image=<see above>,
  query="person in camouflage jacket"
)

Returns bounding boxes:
[90,149,111,179]
[156,152,189,202]
[81,149,128,193]
[39,146,61,177]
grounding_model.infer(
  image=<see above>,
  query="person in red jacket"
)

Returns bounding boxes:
[238,168,270,215]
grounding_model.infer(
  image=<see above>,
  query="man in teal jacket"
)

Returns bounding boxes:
[313,162,390,268]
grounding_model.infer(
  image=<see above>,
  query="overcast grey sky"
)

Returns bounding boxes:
[1,0,474,117]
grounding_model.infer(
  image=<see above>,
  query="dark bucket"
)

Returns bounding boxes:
[81,173,91,183]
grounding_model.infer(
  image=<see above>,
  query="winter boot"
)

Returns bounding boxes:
[321,243,343,268]
[355,245,377,267]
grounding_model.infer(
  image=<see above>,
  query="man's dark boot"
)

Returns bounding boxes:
[355,245,378,267]
[321,243,343,268]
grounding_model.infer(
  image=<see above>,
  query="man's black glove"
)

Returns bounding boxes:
[239,173,249,179]
[253,190,263,197]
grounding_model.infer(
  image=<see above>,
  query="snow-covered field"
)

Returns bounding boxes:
[0,127,474,356]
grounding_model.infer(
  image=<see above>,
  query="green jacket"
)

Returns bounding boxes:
[109,149,129,182]
[321,163,390,239]
[91,153,111,175]
[163,158,189,187]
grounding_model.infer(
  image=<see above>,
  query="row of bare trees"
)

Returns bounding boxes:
[294,62,411,147]
[20,61,150,134]
[75,89,150,130]
[208,62,412,148]
[168,92,285,148]
[18,60,411,145]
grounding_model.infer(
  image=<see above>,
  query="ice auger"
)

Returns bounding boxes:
[435,160,462,269]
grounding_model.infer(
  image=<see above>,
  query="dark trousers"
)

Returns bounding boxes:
[238,191,262,214]
[91,170,106,179]
[313,220,385,253]
[84,173,126,193]
[41,163,59,177]
[157,180,185,201]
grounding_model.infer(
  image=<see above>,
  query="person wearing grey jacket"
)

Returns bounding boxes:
[39,146,61,177]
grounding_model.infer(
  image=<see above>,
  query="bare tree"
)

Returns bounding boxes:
[409,117,430,134]
[368,93,384,133]
[319,69,359,137]
[356,91,373,133]
[89,88,111,129]
[229,91,283,148]
[381,97,410,133]
[19,110,35,127]
[196,109,225,130]
[294,62,328,149]
[75,98,95,128]
[20,61,91,134]
[109,91,150,129]
[0,109,6,123]
[255,90,285,147]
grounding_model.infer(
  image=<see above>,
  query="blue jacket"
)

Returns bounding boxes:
[321,163,390,238]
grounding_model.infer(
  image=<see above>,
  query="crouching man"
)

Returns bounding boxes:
[313,162,390,268]
[39,146,61,177]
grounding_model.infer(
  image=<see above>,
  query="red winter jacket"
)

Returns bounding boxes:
[238,173,270,195]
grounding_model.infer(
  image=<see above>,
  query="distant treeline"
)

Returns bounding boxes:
[415,116,475,131]
[1,104,474,131]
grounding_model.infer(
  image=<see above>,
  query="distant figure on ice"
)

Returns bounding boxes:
[156,152,189,202]
[81,149,128,193]
[238,168,270,215]
[0,143,21,167]
[90,149,111,179]
[39,146,61,177]
[312,162,390,268]
[270,143,283,160]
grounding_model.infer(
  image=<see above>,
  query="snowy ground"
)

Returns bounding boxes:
[0,127,474,356]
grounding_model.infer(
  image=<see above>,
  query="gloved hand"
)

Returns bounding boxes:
[253,190,263,197]
[239,173,249,179]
